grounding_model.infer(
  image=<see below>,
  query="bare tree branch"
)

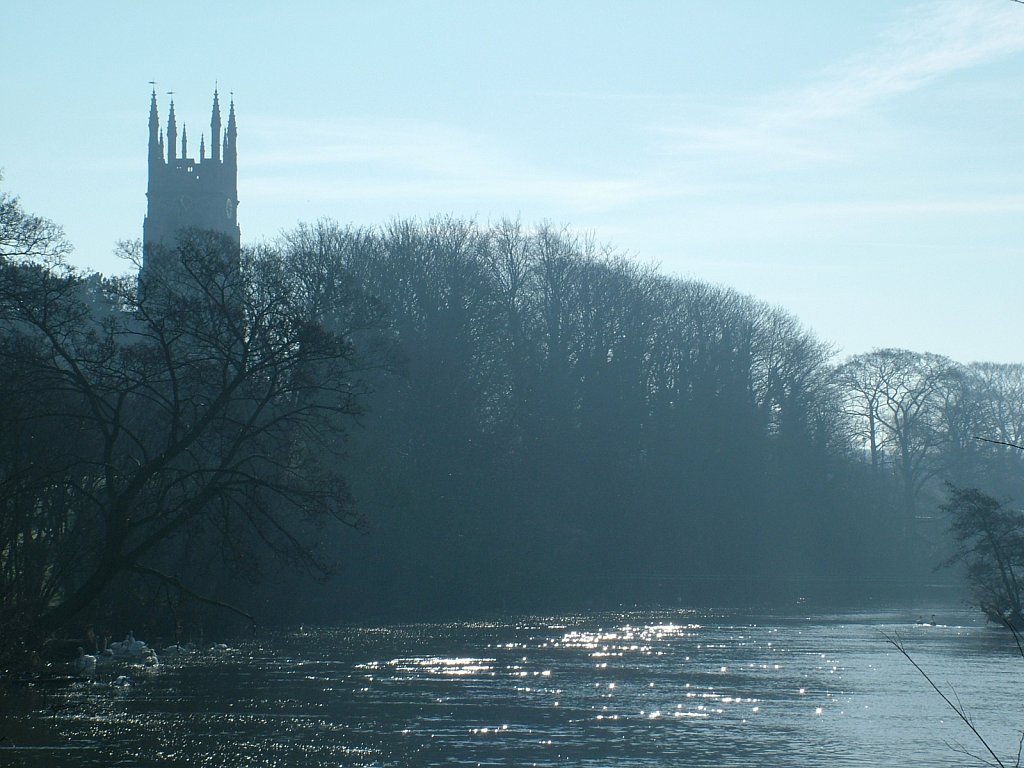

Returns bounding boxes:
[131,564,257,635]
[886,632,1008,768]
[975,436,1024,452]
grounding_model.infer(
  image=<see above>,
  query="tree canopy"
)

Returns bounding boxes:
[2,189,1023,653]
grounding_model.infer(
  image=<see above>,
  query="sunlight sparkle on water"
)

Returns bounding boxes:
[5,609,1009,768]
[370,657,496,677]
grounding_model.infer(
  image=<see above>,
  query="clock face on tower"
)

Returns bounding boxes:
[225,198,234,219]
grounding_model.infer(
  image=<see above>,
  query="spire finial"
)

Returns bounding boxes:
[211,87,223,163]
[148,87,161,163]
[167,96,177,163]
[225,92,237,165]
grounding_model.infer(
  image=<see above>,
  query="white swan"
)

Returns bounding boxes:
[75,647,97,672]
[110,631,151,656]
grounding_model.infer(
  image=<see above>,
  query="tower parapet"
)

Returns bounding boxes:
[143,89,240,273]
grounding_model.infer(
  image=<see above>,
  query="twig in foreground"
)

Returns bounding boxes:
[884,632,1009,768]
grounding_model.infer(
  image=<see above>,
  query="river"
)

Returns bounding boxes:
[1,607,1021,766]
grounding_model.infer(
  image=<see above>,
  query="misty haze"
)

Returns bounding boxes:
[3,2,1024,766]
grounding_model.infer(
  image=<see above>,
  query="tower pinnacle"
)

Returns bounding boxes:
[211,88,222,163]
[225,97,237,167]
[148,89,160,164]
[167,99,177,163]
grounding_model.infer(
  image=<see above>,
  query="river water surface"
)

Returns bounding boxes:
[2,608,1022,766]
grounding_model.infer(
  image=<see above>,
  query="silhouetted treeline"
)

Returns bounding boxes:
[272,218,1024,619]
[4,189,1024,647]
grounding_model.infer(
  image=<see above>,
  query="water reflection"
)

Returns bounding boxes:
[1,608,1021,766]
[360,657,497,677]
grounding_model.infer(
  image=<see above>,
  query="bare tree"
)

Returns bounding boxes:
[0,180,70,264]
[0,224,367,642]
[837,349,960,536]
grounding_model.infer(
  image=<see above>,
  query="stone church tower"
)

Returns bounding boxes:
[143,89,240,270]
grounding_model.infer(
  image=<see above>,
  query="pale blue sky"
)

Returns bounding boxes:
[3,1,1023,363]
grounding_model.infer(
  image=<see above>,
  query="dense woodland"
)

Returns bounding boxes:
[2,186,1024,655]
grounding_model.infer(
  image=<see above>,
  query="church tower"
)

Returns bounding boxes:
[143,89,240,271]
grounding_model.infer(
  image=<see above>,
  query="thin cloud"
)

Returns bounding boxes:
[246,170,667,213]
[243,115,685,213]
[798,2,1024,120]
[747,195,1024,218]
[668,0,1024,160]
